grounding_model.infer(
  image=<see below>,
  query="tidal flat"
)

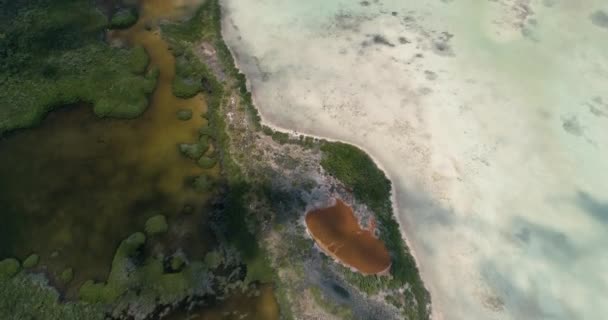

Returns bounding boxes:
[221,0,608,319]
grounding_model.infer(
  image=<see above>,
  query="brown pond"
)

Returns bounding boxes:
[305,199,391,275]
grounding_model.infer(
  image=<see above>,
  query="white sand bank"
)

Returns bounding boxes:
[220,0,608,319]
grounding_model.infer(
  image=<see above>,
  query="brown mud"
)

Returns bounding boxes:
[305,199,391,275]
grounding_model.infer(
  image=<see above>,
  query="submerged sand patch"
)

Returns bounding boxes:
[305,199,391,275]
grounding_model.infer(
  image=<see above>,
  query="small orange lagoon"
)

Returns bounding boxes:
[305,199,391,275]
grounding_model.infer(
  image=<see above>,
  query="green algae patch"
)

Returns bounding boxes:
[145,215,169,235]
[0,0,157,134]
[110,8,139,30]
[177,108,193,121]
[0,258,20,279]
[22,254,40,269]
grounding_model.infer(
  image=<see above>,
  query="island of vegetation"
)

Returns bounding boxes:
[0,0,431,319]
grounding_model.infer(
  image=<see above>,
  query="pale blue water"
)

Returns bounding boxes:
[220,0,608,319]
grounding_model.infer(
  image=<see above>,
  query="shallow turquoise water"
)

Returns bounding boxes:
[221,0,608,319]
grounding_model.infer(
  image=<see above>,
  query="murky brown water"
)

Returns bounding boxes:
[0,0,211,292]
[166,284,279,320]
[305,199,391,275]
[0,1,279,316]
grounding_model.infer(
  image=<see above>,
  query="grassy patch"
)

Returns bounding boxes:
[0,273,104,320]
[145,215,169,236]
[60,268,74,284]
[22,254,39,269]
[0,0,156,134]
[0,258,20,279]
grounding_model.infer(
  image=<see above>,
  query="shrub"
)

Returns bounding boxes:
[197,156,217,169]
[170,256,185,271]
[0,258,20,279]
[172,78,201,98]
[178,142,207,159]
[145,215,168,235]
[22,254,39,269]
[60,268,74,284]
[176,108,193,121]
[192,175,213,193]
[110,8,138,30]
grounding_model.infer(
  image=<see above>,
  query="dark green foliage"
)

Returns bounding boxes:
[22,254,39,268]
[129,45,150,74]
[193,175,214,193]
[179,140,208,159]
[197,156,217,169]
[110,8,138,30]
[320,142,430,319]
[0,258,20,279]
[0,0,157,134]
[176,108,193,121]
[60,268,74,284]
[320,142,391,209]
[172,51,209,98]
[170,256,185,271]
[0,273,104,320]
[145,215,168,235]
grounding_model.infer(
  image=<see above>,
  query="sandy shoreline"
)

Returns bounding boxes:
[219,21,435,317]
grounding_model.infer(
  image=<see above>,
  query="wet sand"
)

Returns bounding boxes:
[220,0,608,319]
[305,199,391,275]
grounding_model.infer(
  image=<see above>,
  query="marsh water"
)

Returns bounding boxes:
[305,199,390,275]
[0,0,278,317]
[1,1,211,288]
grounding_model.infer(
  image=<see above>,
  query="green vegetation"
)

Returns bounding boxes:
[77,231,215,307]
[110,8,138,30]
[129,45,150,74]
[79,232,146,303]
[60,268,74,284]
[170,256,185,271]
[144,215,169,235]
[0,273,104,320]
[320,142,430,319]
[197,155,217,169]
[173,51,212,98]
[163,0,262,130]
[193,175,214,193]
[176,108,193,120]
[0,0,157,134]
[0,259,20,279]
[179,138,210,159]
[22,254,39,269]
